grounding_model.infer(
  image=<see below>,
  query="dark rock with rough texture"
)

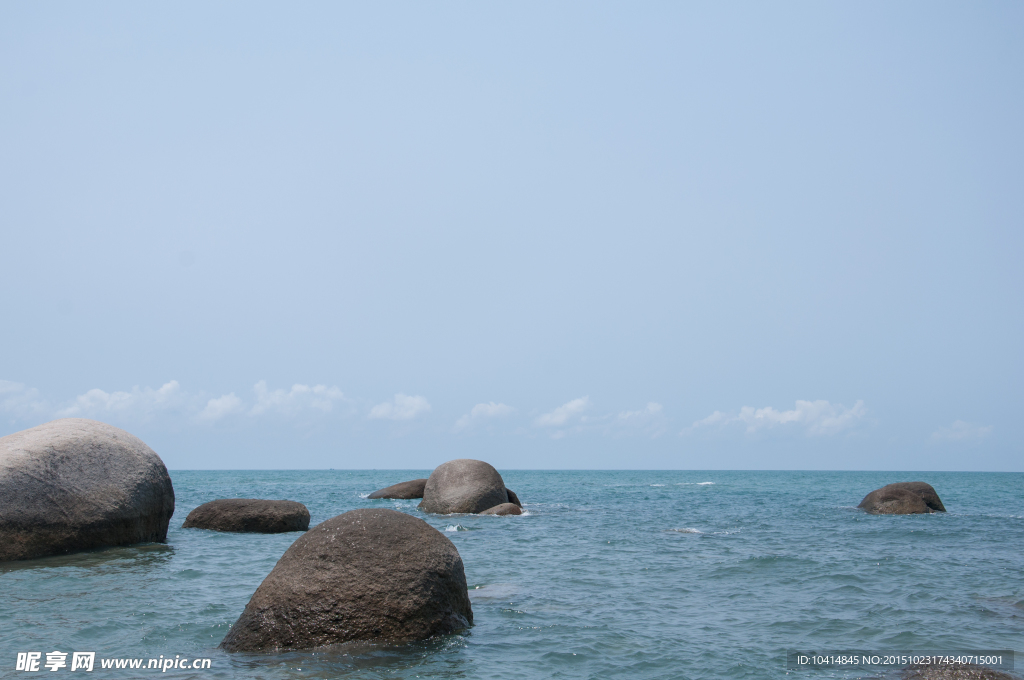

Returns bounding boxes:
[478,503,522,516]
[367,479,428,499]
[886,481,946,512]
[220,508,472,652]
[505,488,522,507]
[858,482,946,515]
[860,487,931,514]
[183,499,309,533]
[0,418,175,561]
[902,662,1017,679]
[419,459,509,514]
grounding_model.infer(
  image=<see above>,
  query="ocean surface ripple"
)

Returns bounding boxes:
[2,470,1021,679]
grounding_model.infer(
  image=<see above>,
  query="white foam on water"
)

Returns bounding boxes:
[468,583,519,601]
[357,493,370,498]
[697,482,715,485]
[650,484,666,487]
[445,524,468,532]
[674,482,716,486]
[669,528,703,534]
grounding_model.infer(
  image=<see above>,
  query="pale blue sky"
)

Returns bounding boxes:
[1,2,1021,470]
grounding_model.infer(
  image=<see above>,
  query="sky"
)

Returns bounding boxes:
[1,2,1021,471]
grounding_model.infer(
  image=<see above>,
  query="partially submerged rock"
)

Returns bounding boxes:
[902,661,1016,679]
[505,488,522,508]
[0,419,175,561]
[859,482,946,515]
[478,503,522,516]
[220,508,472,652]
[367,478,428,499]
[886,481,946,512]
[419,459,509,514]
[183,499,309,533]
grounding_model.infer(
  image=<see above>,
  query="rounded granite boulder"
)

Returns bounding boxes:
[478,503,522,516]
[367,478,428,499]
[886,481,946,512]
[0,418,175,561]
[858,482,946,515]
[183,499,309,533]
[220,508,472,652]
[419,459,509,515]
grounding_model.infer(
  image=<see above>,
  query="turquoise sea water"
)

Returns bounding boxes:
[2,470,1022,679]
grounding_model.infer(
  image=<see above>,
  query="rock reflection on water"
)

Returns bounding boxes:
[0,542,174,574]
[227,635,471,679]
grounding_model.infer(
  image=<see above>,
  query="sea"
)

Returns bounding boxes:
[2,470,1022,679]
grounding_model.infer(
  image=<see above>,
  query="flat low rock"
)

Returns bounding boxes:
[858,482,946,515]
[183,499,310,533]
[367,479,428,499]
[902,662,1017,679]
[220,508,472,652]
[0,419,175,561]
[478,503,522,516]
[419,459,509,514]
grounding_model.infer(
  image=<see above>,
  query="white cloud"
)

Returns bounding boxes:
[0,380,50,419]
[57,380,185,419]
[2,378,355,427]
[617,402,663,422]
[453,401,514,432]
[536,397,590,427]
[931,420,992,442]
[249,380,347,416]
[604,402,667,437]
[200,393,243,421]
[690,410,729,429]
[685,399,866,436]
[368,393,432,421]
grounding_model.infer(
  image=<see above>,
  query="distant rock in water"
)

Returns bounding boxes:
[220,508,472,652]
[0,418,175,561]
[419,459,509,514]
[858,482,946,515]
[478,503,522,516]
[902,661,1016,679]
[183,499,309,533]
[505,488,522,508]
[367,478,428,499]
[886,482,946,512]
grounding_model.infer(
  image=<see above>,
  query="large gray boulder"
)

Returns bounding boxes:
[505,488,522,508]
[183,499,309,533]
[859,482,946,515]
[367,478,427,499]
[419,459,509,514]
[0,419,175,561]
[220,508,472,652]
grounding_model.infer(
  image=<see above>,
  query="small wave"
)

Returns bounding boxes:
[468,583,519,601]
[445,524,468,532]
[650,484,666,487]
[697,482,714,485]
[669,528,703,534]
[674,482,715,486]
[358,493,370,499]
